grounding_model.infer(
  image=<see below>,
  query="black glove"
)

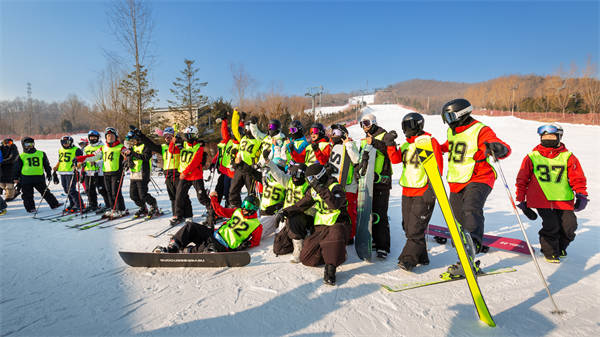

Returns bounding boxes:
[175,136,184,149]
[72,157,79,166]
[263,149,271,160]
[311,143,319,152]
[198,140,206,147]
[129,125,143,138]
[274,209,289,225]
[264,202,283,215]
[484,141,508,159]
[517,201,538,220]
[325,162,339,175]
[46,173,52,183]
[237,240,252,251]
[249,116,259,125]
[383,130,398,147]
[240,112,247,121]
[53,171,59,185]
[309,177,325,193]
[359,152,370,176]
[221,110,228,120]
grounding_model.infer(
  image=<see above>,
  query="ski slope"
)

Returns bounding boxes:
[1,105,598,336]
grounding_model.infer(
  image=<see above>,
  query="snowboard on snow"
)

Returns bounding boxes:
[328,144,351,187]
[355,144,377,262]
[119,251,251,268]
[426,224,533,255]
[415,135,496,327]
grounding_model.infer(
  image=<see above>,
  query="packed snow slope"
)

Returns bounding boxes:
[1,104,599,336]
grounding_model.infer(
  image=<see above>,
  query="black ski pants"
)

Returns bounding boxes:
[130,180,157,209]
[60,174,81,208]
[399,186,436,267]
[84,175,109,208]
[300,222,351,267]
[21,181,59,212]
[228,170,254,208]
[449,182,492,250]
[104,174,126,211]
[536,208,577,258]
[164,169,179,215]
[216,173,232,207]
[372,189,391,253]
[0,195,6,210]
[273,213,314,255]
[172,221,220,253]
[175,179,210,218]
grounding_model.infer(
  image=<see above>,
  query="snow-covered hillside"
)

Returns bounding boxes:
[1,105,598,336]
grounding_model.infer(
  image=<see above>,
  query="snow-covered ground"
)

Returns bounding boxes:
[1,104,598,336]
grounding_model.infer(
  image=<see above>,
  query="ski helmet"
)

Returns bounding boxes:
[2,138,14,146]
[402,113,425,137]
[288,163,307,186]
[360,114,377,130]
[537,123,564,138]
[183,126,199,142]
[305,163,327,185]
[241,195,260,215]
[331,124,349,137]
[310,123,326,137]
[60,135,74,148]
[441,99,472,125]
[268,119,282,132]
[78,138,89,147]
[163,127,175,136]
[88,130,100,144]
[105,127,118,138]
[21,136,35,149]
[125,131,137,141]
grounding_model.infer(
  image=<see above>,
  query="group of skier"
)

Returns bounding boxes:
[1,98,589,286]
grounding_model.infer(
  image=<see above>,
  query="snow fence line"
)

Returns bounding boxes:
[472,110,599,126]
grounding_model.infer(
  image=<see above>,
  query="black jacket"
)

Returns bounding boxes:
[127,135,159,181]
[284,176,351,225]
[14,149,52,184]
[0,144,19,183]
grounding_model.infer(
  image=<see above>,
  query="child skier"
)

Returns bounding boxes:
[53,136,83,212]
[515,123,588,263]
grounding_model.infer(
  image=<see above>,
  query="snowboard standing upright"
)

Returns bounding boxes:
[414,135,496,327]
[329,144,351,187]
[355,145,376,262]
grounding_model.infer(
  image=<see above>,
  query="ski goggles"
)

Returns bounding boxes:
[537,125,558,135]
[23,141,34,147]
[2,139,13,146]
[289,127,299,134]
[60,138,71,146]
[310,128,321,135]
[78,142,87,147]
[268,124,279,131]
[241,200,259,212]
[442,112,459,124]
[289,167,305,179]
[332,129,343,137]
[125,132,136,141]
[402,119,423,131]
[306,167,326,183]
[359,120,373,128]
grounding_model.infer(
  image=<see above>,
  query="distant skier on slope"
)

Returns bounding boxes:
[515,123,588,263]
[439,98,511,277]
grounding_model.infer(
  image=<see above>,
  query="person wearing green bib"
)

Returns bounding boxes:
[156,126,182,225]
[123,128,161,218]
[247,116,286,165]
[53,136,83,212]
[516,124,588,263]
[307,123,332,165]
[81,130,109,213]
[154,193,262,254]
[359,113,393,259]
[275,163,351,286]
[228,114,262,209]
[13,137,62,212]
[387,113,443,272]
[284,120,311,164]
[440,98,511,277]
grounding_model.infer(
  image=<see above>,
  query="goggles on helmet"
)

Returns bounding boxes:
[2,139,13,146]
[310,128,322,135]
[306,167,326,183]
[537,125,558,135]
[332,129,343,137]
[402,119,422,131]
[268,124,279,131]
[359,120,373,128]
[125,132,136,141]
[241,200,259,212]
[290,168,305,179]
[23,141,34,147]
[289,127,299,134]
[78,142,86,147]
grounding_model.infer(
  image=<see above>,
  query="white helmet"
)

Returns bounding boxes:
[183,126,198,142]
[360,113,377,129]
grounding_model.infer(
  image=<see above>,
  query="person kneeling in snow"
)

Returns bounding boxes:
[154,193,262,253]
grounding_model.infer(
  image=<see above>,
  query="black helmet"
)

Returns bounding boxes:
[442,99,473,125]
[331,124,349,139]
[402,113,425,137]
[305,163,327,185]
[241,195,260,215]
[289,163,308,186]
[60,135,74,148]
[288,120,303,135]
[268,119,282,131]
[310,123,326,137]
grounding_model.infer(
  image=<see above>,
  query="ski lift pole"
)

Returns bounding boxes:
[491,150,566,324]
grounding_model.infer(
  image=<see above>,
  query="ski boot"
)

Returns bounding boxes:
[185,217,194,224]
[440,260,482,280]
[83,204,98,214]
[153,238,181,253]
[51,202,64,210]
[559,250,567,258]
[376,249,388,259]
[134,207,148,218]
[290,239,304,263]
[0,208,7,216]
[111,210,128,219]
[147,204,160,218]
[544,255,560,263]
[169,217,183,226]
[397,260,414,272]
[324,264,336,286]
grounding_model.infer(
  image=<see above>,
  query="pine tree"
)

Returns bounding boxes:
[167,59,209,128]
[118,66,159,134]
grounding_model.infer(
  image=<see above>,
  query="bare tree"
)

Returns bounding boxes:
[580,54,600,123]
[549,62,577,117]
[229,62,260,111]
[105,0,157,129]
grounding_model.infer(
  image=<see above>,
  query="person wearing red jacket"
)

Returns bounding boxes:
[307,123,332,165]
[387,113,443,272]
[515,123,588,263]
[168,126,210,225]
[439,99,511,276]
[210,109,243,209]
[154,193,262,253]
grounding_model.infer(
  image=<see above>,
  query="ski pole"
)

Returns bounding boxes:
[490,150,566,324]
[150,177,162,194]
[109,168,127,220]
[77,169,84,218]
[33,185,50,218]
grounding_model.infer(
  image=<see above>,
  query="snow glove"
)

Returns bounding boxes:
[517,201,538,220]
[274,209,289,225]
[52,171,59,185]
[264,201,283,215]
[574,193,589,212]
[383,130,398,147]
[358,152,370,176]
[249,116,259,124]
[484,141,508,159]
[309,177,325,193]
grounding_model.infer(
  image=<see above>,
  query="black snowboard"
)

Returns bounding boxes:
[119,251,251,268]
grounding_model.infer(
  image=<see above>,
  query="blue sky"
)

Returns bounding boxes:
[1,0,598,106]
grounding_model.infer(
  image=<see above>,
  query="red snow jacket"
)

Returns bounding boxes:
[440,119,511,193]
[312,137,332,165]
[212,119,242,178]
[387,132,443,197]
[210,196,262,248]
[515,143,587,210]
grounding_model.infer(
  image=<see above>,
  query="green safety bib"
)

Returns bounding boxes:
[528,151,574,201]
[84,144,103,171]
[360,132,391,175]
[103,144,124,173]
[130,144,151,173]
[312,182,345,226]
[446,123,488,183]
[239,137,262,166]
[217,208,261,249]
[284,178,309,208]
[260,173,286,210]
[179,142,201,173]
[58,147,78,172]
[399,141,429,188]
[162,143,180,170]
[20,151,44,176]
[305,142,329,164]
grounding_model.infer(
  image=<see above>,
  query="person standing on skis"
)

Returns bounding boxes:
[53,136,83,213]
[81,130,109,213]
[387,112,443,272]
[440,98,511,277]
[515,123,588,263]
